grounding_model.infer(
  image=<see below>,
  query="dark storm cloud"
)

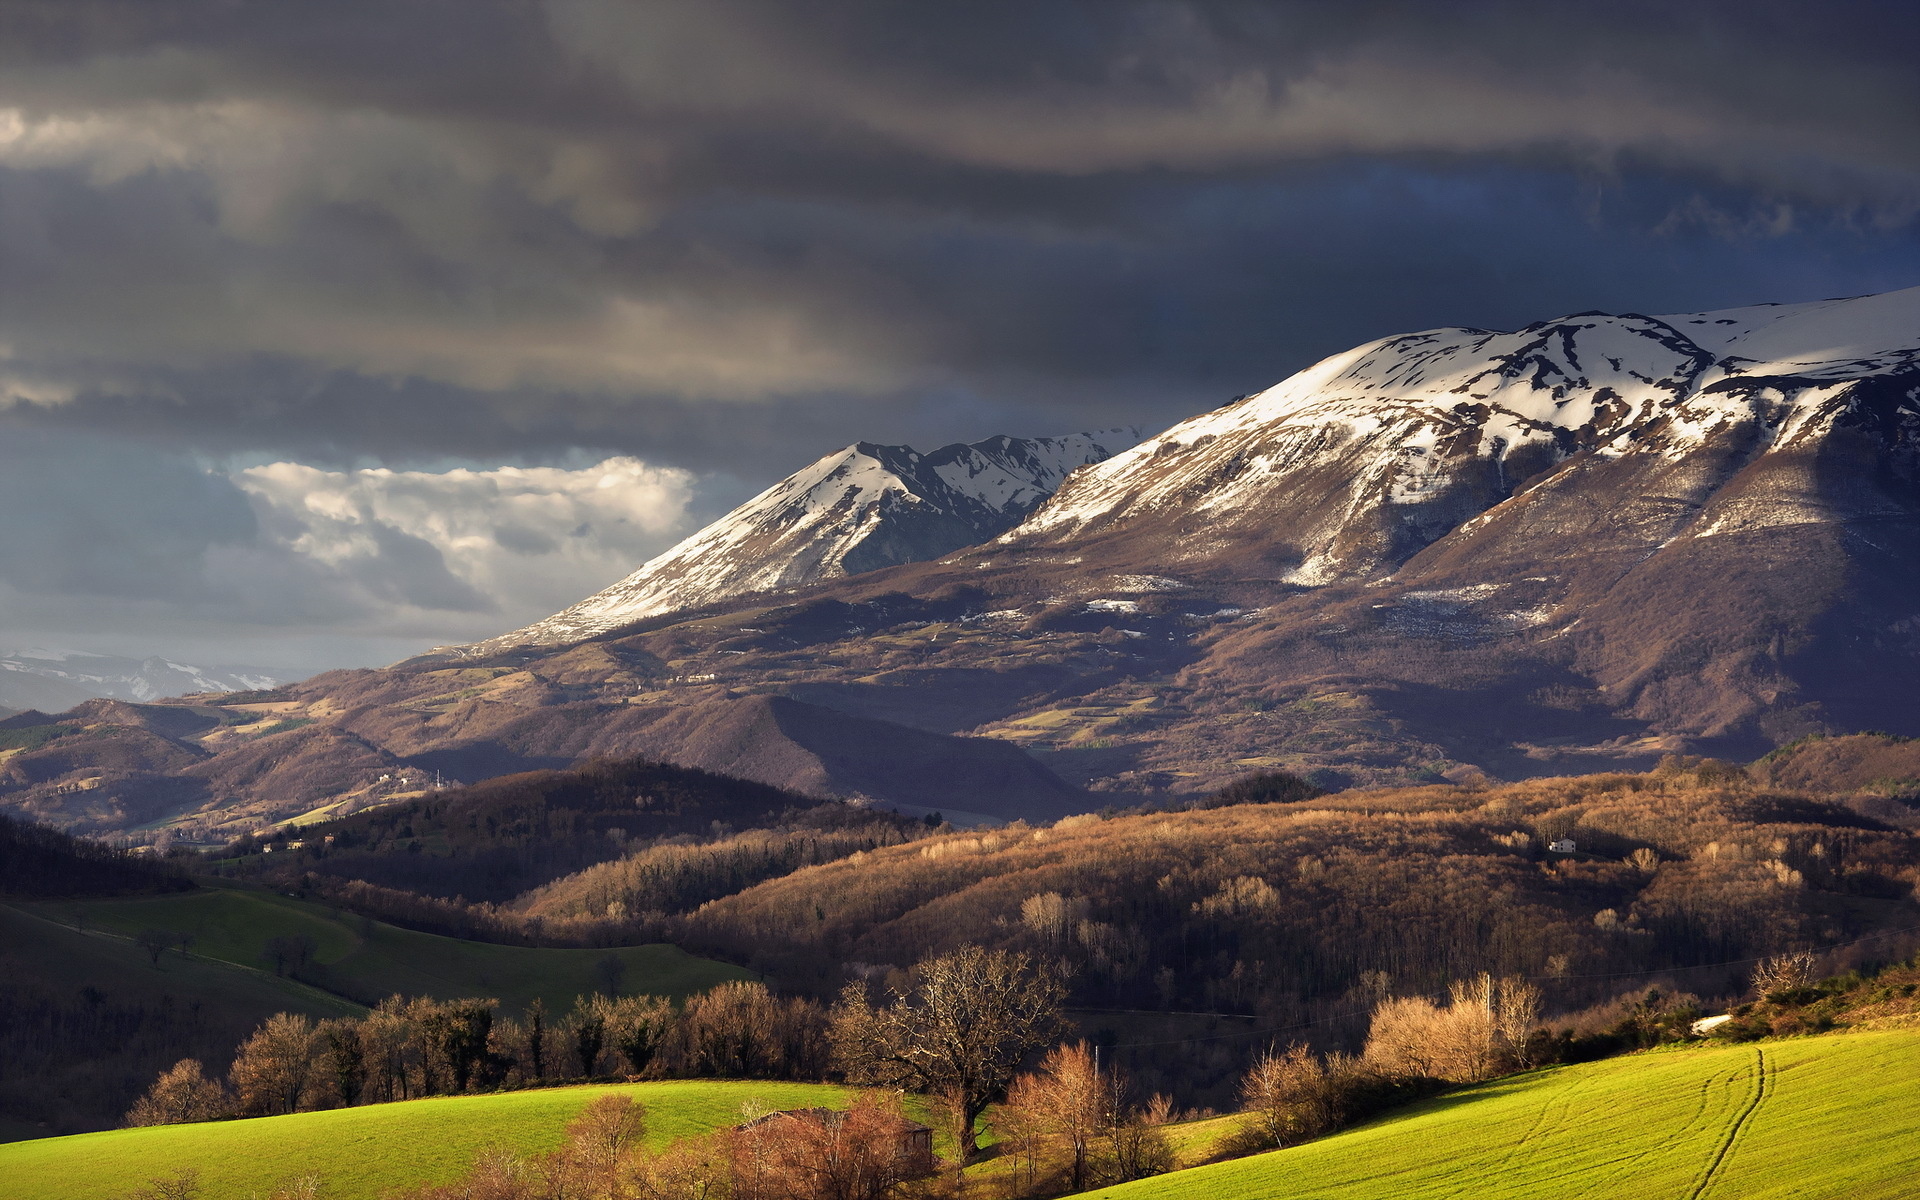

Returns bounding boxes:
[3,0,1920,661]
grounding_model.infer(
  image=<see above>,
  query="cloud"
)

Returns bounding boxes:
[1,1,1919,667]
[0,1,1915,414]
[232,457,698,634]
[0,429,698,655]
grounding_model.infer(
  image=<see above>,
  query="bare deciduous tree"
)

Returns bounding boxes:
[556,1093,648,1198]
[1364,974,1539,1083]
[125,1059,229,1127]
[230,1012,318,1116]
[1751,950,1819,999]
[832,945,1065,1161]
[126,1168,201,1200]
[731,1094,921,1200]
[1001,1042,1107,1190]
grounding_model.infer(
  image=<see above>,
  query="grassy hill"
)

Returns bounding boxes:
[0,904,361,1139]
[1082,1029,1920,1200]
[0,1080,853,1200]
[21,883,754,1013]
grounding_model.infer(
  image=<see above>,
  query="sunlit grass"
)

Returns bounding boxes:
[0,1081,851,1200]
[1080,1030,1920,1200]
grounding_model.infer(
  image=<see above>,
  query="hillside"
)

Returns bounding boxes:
[0,903,360,1138]
[0,1080,855,1200]
[1081,1029,1920,1200]
[23,884,754,1015]
[668,763,1920,1097]
[234,754,898,903]
[1752,732,1920,802]
[0,810,191,898]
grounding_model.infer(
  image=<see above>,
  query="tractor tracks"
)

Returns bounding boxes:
[1685,1048,1771,1200]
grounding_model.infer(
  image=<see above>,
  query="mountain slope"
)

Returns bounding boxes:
[16,288,1920,836]
[1010,289,1920,581]
[461,429,1137,655]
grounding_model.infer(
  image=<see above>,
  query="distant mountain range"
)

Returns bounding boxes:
[0,649,290,712]
[10,285,1920,840]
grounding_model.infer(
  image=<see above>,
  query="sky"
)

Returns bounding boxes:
[4,0,1920,674]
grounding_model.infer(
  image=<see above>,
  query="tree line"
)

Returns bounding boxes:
[119,944,1876,1200]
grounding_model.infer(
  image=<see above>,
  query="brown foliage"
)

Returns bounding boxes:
[682,981,825,1080]
[733,1094,927,1200]
[228,1013,318,1116]
[124,1059,228,1127]
[1362,974,1539,1083]
[682,771,1915,1027]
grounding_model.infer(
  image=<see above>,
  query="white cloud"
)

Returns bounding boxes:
[231,457,699,635]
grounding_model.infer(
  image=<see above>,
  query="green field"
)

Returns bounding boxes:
[0,1080,852,1200]
[1083,1029,1920,1200]
[23,884,753,1013]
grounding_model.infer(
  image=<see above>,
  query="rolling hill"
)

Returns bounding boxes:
[0,1079,855,1200]
[1083,1029,1920,1200]
[21,883,754,1015]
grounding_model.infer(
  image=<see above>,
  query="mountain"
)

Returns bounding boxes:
[1006,289,1920,579]
[13,286,1920,840]
[984,287,1920,745]
[458,429,1138,655]
[0,648,291,707]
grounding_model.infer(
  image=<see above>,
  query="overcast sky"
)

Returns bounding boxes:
[5,0,1920,673]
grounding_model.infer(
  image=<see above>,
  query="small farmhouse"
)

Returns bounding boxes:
[734,1108,935,1176]
[1548,838,1577,854]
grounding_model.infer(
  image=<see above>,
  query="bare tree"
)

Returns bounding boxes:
[126,1059,229,1127]
[602,995,676,1078]
[1001,1042,1106,1191]
[230,1013,318,1115]
[1240,1043,1333,1149]
[832,946,1066,1161]
[1752,950,1819,999]
[126,1169,201,1200]
[682,982,783,1077]
[556,1094,648,1198]
[632,1131,733,1200]
[1490,975,1542,1069]
[134,928,176,967]
[731,1095,922,1200]
[1362,974,1537,1083]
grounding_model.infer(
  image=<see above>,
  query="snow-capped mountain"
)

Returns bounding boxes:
[980,285,1920,741]
[0,648,291,708]
[1006,288,1920,587]
[463,429,1139,654]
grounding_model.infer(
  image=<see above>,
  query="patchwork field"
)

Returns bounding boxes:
[0,1081,852,1200]
[1084,1029,1920,1200]
[23,883,754,1013]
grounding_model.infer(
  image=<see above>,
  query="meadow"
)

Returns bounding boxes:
[24,883,753,1013]
[1083,1029,1920,1200]
[0,1080,852,1200]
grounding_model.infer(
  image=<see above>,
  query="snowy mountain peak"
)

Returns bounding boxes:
[1006,287,1920,586]
[458,428,1140,654]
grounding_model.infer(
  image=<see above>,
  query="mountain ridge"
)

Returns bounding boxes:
[10,285,1920,839]
[455,428,1139,656]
